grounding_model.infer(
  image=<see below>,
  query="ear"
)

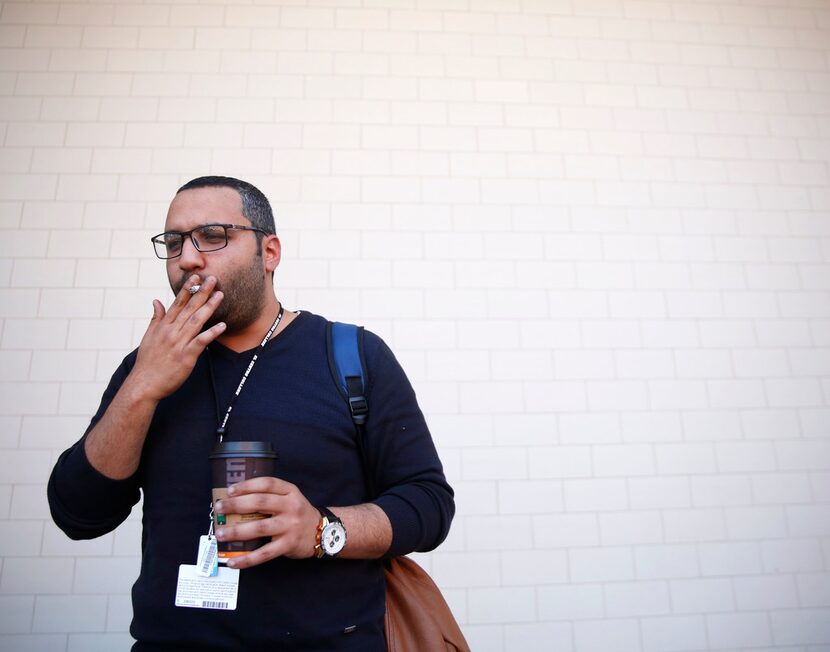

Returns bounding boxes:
[263,234,281,273]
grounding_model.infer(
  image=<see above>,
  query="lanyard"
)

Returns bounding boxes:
[198,304,286,573]
[209,303,285,443]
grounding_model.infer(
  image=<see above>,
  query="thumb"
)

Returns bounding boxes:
[151,299,165,321]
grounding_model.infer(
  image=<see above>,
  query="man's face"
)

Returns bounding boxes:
[164,186,268,333]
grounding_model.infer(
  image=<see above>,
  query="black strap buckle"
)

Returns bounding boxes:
[348,396,369,425]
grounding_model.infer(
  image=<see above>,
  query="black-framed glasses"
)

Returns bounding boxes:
[151,223,267,259]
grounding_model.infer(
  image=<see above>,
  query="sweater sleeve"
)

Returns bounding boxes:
[47,352,142,540]
[361,335,455,558]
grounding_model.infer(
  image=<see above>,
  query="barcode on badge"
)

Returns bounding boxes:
[196,535,218,577]
[202,600,228,609]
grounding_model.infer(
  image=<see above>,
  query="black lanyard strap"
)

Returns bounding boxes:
[209,304,285,442]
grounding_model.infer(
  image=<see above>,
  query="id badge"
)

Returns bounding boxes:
[175,564,239,611]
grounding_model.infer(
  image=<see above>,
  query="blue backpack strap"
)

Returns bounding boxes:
[326,321,369,427]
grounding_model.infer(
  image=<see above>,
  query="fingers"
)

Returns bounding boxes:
[213,477,293,525]
[217,492,277,517]
[147,281,223,355]
[154,275,223,345]
[171,276,219,330]
[217,514,311,569]
[226,476,294,497]
[217,511,283,543]
[227,540,289,570]
[164,274,203,321]
[227,545,273,570]
[189,319,226,350]
[179,289,223,341]
[214,482,294,521]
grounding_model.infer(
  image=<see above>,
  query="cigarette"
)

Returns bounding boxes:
[188,285,201,295]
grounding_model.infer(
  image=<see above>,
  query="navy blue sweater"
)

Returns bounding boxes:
[48,311,455,651]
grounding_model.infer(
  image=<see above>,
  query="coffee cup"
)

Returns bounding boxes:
[209,441,278,562]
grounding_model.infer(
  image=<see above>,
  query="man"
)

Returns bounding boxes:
[48,176,455,651]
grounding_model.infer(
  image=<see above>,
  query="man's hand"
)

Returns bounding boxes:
[83,274,225,480]
[130,274,225,402]
[214,476,321,568]
[214,477,393,568]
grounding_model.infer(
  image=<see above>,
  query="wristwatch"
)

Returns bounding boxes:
[314,507,347,558]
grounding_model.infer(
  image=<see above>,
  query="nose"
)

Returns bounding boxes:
[176,235,205,272]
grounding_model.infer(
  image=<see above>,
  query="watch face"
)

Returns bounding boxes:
[321,521,346,556]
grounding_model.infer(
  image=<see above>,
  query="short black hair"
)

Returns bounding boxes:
[177,176,276,238]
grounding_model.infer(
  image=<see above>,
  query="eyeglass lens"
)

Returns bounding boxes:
[155,225,228,258]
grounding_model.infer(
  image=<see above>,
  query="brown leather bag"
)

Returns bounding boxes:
[383,556,471,652]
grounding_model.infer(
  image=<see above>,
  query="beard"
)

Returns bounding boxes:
[171,256,267,334]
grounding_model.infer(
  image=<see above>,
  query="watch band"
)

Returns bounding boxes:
[314,511,327,559]
[319,506,338,522]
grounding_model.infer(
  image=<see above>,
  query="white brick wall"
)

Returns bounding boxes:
[2,0,829,650]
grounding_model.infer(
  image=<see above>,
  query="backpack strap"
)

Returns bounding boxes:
[326,321,374,498]
[326,321,369,427]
